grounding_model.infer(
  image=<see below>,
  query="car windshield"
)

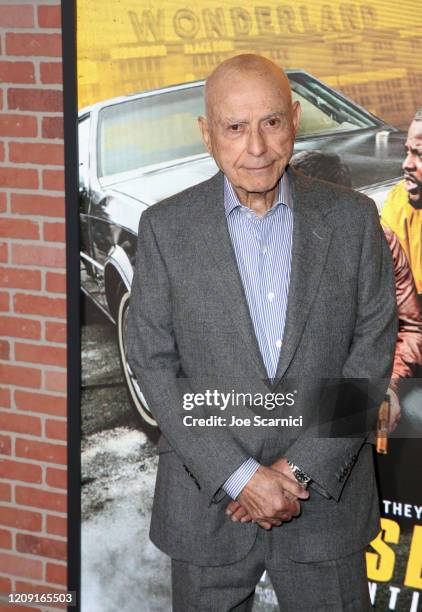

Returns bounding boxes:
[97,74,378,178]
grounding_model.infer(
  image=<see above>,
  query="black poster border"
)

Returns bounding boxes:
[61,0,81,609]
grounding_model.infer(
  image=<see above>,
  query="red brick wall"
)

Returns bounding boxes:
[0,2,67,608]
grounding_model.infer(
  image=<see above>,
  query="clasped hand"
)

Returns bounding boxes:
[225,457,309,530]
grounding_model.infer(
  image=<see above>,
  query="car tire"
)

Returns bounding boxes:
[117,290,158,427]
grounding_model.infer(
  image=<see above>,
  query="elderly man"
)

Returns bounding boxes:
[381,108,422,296]
[126,55,397,611]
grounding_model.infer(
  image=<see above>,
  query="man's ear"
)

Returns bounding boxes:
[198,115,213,156]
[291,100,301,136]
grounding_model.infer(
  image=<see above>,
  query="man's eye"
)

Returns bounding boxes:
[266,118,280,127]
[229,124,241,131]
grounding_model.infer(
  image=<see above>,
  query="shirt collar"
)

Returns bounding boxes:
[223,172,292,218]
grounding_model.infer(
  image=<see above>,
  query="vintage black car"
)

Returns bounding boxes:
[79,70,405,426]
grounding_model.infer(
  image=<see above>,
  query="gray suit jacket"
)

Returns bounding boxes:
[126,168,397,566]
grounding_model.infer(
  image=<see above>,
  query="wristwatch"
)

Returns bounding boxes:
[287,460,312,488]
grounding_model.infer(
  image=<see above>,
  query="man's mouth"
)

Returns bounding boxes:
[243,163,273,172]
[404,174,421,192]
[403,173,422,208]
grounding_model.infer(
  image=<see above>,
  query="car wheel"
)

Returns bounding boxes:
[117,290,157,427]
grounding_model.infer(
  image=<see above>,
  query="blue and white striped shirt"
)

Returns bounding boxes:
[222,173,294,499]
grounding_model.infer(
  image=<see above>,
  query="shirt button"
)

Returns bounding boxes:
[267,292,275,302]
[276,339,282,348]
[262,246,268,254]
[246,213,252,219]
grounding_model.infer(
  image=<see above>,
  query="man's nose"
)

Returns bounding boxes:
[246,127,266,157]
[403,152,415,172]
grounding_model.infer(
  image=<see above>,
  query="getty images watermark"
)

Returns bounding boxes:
[182,389,302,428]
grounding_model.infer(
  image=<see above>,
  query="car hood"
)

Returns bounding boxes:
[104,155,219,207]
[294,128,405,188]
[104,128,405,209]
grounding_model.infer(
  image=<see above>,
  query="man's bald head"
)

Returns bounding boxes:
[198,54,301,206]
[204,54,292,122]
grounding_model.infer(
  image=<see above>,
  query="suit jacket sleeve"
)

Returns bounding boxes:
[284,199,398,501]
[126,210,250,503]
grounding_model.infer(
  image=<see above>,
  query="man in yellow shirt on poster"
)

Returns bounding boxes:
[381,108,422,297]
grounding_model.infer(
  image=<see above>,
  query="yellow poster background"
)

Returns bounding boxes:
[77,0,422,130]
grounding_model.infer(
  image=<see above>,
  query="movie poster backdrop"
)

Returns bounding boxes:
[77,1,422,610]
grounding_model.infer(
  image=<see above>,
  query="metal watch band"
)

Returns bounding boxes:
[287,460,312,487]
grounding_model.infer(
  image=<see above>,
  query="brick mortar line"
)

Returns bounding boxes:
[0,139,64,145]
[0,426,67,440]
[9,341,15,362]
[36,115,42,139]
[5,239,66,247]
[0,496,67,509]
[5,414,67,424]
[0,502,68,519]
[2,340,67,349]
[0,524,67,541]
[8,385,66,397]
[1,110,64,118]
[0,288,66,296]
[1,265,66,270]
[0,424,66,438]
[4,235,66,243]
[3,243,66,249]
[0,111,63,118]
[0,163,64,170]
[3,28,62,35]
[0,191,65,197]
[0,410,66,422]
[0,521,67,537]
[0,58,63,66]
[2,304,67,312]
[0,568,68,582]
[0,218,52,224]
[0,571,68,587]
[1,217,66,223]
[0,312,67,318]
[34,59,63,64]
[0,408,66,421]
[0,63,63,72]
[3,140,9,164]
[4,292,67,299]
[33,60,41,84]
[0,361,67,373]
[0,185,65,190]
[0,464,67,478]
[0,510,66,520]
[1,275,66,284]
[0,109,63,116]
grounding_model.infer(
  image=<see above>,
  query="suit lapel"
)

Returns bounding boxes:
[191,168,333,383]
[191,171,269,379]
[273,168,333,381]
